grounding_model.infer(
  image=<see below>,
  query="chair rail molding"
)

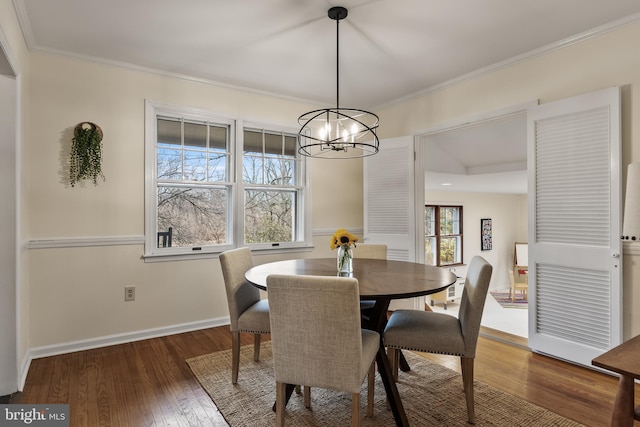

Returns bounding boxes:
[623,241,640,256]
[26,235,145,249]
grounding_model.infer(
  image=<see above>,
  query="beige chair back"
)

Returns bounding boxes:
[353,243,387,260]
[457,256,493,357]
[219,247,259,332]
[267,274,379,393]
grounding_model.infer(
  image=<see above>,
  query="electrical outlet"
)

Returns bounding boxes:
[125,286,135,301]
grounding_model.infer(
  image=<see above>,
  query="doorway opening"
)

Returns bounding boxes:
[416,107,529,344]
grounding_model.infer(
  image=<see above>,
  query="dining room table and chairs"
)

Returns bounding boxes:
[244,256,458,427]
[268,274,379,427]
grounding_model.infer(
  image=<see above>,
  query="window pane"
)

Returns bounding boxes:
[243,155,264,184]
[184,121,206,148]
[440,236,458,265]
[282,159,295,185]
[264,132,282,155]
[210,125,227,150]
[284,134,297,157]
[157,118,181,146]
[425,205,462,266]
[425,206,435,235]
[242,129,298,186]
[440,206,460,235]
[183,151,206,181]
[440,207,450,235]
[208,152,228,182]
[244,190,295,243]
[158,147,182,180]
[244,129,262,154]
[265,158,288,185]
[157,186,228,247]
[425,236,437,266]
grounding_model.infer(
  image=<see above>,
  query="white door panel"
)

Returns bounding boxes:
[527,87,622,366]
[364,136,415,262]
[364,136,420,309]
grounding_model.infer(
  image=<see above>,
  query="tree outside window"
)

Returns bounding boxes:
[425,205,463,266]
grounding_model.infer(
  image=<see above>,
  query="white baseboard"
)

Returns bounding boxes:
[18,316,230,391]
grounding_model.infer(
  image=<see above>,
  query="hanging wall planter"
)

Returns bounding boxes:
[69,122,105,187]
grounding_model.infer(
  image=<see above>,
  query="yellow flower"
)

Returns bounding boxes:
[330,228,359,250]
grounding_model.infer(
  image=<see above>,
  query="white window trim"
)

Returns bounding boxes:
[144,101,312,261]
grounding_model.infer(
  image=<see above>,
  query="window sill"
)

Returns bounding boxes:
[142,244,315,263]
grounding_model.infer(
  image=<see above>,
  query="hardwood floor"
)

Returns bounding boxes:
[16,326,639,426]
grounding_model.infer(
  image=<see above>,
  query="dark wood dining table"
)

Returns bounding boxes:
[245,257,457,427]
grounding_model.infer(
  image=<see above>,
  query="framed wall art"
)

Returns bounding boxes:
[481,218,492,251]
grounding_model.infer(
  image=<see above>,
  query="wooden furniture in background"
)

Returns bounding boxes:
[592,334,640,427]
[430,275,464,309]
[509,268,528,302]
[511,242,528,302]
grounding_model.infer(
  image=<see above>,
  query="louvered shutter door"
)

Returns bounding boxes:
[364,136,415,262]
[364,136,418,310]
[528,87,622,366]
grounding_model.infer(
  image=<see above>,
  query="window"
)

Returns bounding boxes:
[243,128,300,245]
[425,205,463,266]
[145,101,310,258]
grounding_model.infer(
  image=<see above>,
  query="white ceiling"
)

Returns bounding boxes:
[13,0,640,109]
[11,0,640,194]
[424,113,529,194]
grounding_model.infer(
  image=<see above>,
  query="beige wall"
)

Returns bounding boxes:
[24,51,366,350]
[381,22,640,338]
[426,191,527,291]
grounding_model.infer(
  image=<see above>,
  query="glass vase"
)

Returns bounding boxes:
[337,245,353,274]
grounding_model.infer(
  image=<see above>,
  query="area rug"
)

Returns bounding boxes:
[187,343,582,426]
[491,291,528,309]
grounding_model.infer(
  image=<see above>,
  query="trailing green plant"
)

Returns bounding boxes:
[70,122,105,187]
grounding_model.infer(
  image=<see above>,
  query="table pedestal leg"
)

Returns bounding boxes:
[365,299,410,427]
[610,375,635,427]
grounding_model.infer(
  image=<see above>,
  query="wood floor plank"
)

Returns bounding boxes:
[17,326,639,427]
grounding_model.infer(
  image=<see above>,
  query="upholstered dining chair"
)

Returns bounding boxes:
[353,244,388,313]
[353,243,387,260]
[383,255,493,424]
[267,274,379,427]
[219,247,270,384]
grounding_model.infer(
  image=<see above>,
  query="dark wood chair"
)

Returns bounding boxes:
[157,227,173,247]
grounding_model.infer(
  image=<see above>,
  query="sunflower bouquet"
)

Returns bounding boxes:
[330,228,359,250]
[330,229,358,273]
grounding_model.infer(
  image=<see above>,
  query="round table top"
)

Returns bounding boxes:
[245,258,457,300]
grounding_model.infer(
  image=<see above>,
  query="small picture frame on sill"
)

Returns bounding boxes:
[481,218,492,251]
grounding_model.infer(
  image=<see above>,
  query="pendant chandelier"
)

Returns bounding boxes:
[297,6,380,159]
